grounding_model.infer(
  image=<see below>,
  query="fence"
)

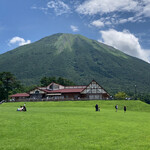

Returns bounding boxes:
[10,97,109,102]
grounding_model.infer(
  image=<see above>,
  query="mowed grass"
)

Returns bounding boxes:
[0,100,150,150]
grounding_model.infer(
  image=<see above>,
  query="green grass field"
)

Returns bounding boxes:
[0,100,150,150]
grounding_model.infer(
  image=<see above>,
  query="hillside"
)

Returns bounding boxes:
[0,33,150,94]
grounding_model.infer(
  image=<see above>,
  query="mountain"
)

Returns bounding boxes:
[0,33,150,94]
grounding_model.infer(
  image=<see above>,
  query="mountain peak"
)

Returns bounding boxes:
[0,33,150,94]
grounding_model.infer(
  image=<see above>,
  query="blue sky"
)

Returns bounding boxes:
[1,0,150,62]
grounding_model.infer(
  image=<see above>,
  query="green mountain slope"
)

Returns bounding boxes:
[0,33,150,94]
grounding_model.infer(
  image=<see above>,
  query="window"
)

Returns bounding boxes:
[35,90,39,94]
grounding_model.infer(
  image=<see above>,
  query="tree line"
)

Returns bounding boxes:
[0,72,150,104]
[114,91,150,104]
[40,76,75,86]
[0,72,75,101]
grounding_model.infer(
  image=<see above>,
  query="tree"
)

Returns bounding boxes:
[137,93,150,104]
[40,77,56,86]
[40,77,50,87]
[57,77,75,86]
[114,92,128,100]
[40,76,75,86]
[0,72,22,101]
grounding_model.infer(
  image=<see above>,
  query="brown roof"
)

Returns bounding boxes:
[45,88,85,93]
[10,93,30,97]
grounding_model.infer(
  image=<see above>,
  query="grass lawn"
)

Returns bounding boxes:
[0,100,150,150]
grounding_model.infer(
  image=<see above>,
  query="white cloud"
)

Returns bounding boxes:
[31,6,49,14]
[70,25,79,32]
[118,19,128,24]
[9,37,31,46]
[142,0,150,16]
[87,11,144,29]
[76,0,138,15]
[47,0,70,16]
[142,3,150,17]
[76,0,150,26]
[91,20,104,28]
[99,29,150,63]
[90,13,144,29]
[105,21,112,25]
[31,0,70,16]
[118,16,139,24]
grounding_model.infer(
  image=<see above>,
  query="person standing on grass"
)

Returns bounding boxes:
[124,106,126,113]
[95,104,99,111]
[115,104,118,112]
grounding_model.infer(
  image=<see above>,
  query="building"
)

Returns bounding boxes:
[10,80,110,101]
[10,93,30,101]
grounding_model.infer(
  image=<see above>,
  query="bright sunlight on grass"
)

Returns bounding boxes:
[0,100,150,150]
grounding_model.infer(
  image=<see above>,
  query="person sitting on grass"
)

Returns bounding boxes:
[17,106,23,111]
[23,106,27,111]
[17,105,27,111]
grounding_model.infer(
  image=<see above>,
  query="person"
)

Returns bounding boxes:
[17,106,23,111]
[23,103,27,111]
[17,105,27,111]
[95,104,99,111]
[124,106,126,113]
[115,104,118,112]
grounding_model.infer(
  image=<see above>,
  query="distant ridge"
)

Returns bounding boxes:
[0,33,150,94]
